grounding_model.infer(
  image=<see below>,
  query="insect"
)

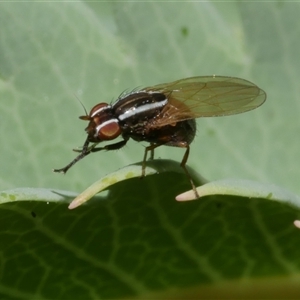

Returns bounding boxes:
[54,76,266,196]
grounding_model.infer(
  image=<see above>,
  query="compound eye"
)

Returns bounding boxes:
[79,103,110,120]
[98,119,121,140]
[89,103,109,117]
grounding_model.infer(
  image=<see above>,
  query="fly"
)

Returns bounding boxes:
[54,76,266,197]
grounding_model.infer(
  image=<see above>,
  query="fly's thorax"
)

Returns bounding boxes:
[113,91,168,126]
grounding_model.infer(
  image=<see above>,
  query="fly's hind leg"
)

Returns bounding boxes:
[180,145,199,198]
[141,143,199,199]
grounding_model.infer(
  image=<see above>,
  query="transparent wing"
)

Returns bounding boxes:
[142,76,266,127]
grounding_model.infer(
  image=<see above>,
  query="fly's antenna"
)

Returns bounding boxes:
[73,93,88,116]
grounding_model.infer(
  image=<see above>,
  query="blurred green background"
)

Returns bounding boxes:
[0,1,299,196]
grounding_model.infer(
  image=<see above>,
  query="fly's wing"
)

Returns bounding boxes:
[142,76,266,127]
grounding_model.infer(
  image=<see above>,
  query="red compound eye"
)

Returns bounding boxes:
[79,103,109,120]
[98,119,121,140]
[89,103,109,117]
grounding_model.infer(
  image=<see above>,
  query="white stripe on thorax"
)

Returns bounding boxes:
[118,98,168,121]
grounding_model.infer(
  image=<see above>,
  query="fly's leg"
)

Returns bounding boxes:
[180,145,199,198]
[142,143,162,177]
[54,139,128,174]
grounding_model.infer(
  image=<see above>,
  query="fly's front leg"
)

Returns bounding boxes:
[53,138,91,174]
[54,139,128,174]
[89,139,128,153]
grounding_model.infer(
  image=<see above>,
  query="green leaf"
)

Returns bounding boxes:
[1,160,300,299]
[1,1,300,299]
[177,179,300,209]
[1,165,300,299]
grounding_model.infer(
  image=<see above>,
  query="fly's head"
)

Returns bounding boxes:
[80,103,122,143]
